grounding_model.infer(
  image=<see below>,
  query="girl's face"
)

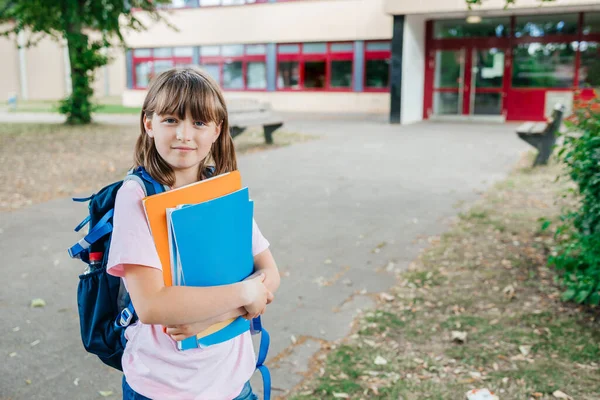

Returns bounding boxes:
[144,112,220,177]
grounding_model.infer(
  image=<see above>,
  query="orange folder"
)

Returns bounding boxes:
[142,170,242,286]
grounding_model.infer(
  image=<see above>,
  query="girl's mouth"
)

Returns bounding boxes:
[172,147,196,151]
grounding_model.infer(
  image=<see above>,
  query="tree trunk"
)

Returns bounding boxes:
[62,31,94,124]
[59,0,107,125]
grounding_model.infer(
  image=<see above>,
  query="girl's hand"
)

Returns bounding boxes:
[165,321,212,341]
[242,304,267,320]
[244,271,275,304]
[242,273,269,317]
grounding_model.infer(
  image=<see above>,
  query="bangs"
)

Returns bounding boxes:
[151,69,225,123]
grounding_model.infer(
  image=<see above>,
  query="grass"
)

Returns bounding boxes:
[4,97,140,114]
[0,123,316,211]
[287,158,600,400]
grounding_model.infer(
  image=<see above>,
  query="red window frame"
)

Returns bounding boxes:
[134,0,269,12]
[132,48,194,90]
[276,42,354,92]
[156,0,198,10]
[363,40,391,93]
[199,44,268,91]
[423,12,600,120]
[196,0,268,7]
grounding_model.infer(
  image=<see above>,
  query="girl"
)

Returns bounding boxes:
[106,67,280,400]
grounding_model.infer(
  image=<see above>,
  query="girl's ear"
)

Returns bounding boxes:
[213,121,222,143]
[143,114,154,138]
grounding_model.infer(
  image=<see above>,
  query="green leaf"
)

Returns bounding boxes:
[541,219,552,231]
[561,289,576,302]
[589,291,600,306]
[575,290,591,304]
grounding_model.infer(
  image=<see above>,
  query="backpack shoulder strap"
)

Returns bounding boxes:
[251,316,271,400]
[206,166,216,178]
[126,167,169,196]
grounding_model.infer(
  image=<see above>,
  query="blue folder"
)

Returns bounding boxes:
[168,188,254,350]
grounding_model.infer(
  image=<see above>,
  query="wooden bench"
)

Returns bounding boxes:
[516,104,565,167]
[227,99,284,145]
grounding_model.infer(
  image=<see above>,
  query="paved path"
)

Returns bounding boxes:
[0,116,528,399]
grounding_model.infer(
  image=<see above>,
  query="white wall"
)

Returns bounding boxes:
[125,0,392,48]
[401,14,426,124]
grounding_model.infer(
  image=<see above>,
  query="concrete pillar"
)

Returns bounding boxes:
[126,49,133,90]
[192,46,200,65]
[353,40,364,92]
[266,43,276,92]
[401,15,426,124]
[390,15,404,124]
[17,31,28,100]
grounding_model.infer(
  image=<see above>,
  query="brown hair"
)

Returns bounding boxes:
[133,67,237,187]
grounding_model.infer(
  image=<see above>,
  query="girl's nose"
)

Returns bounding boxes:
[176,122,192,141]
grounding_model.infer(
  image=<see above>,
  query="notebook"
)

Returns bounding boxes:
[142,170,242,286]
[167,188,255,350]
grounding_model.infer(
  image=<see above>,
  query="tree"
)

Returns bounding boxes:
[0,0,170,124]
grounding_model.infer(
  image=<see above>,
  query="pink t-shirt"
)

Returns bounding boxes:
[107,180,270,400]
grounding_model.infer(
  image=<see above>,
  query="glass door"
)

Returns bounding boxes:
[432,49,465,115]
[469,48,505,115]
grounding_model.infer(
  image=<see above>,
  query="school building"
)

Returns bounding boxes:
[2,0,599,124]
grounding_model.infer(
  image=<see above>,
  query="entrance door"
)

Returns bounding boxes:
[431,47,506,118]
[432,49,465,116]
[469,48,505,116]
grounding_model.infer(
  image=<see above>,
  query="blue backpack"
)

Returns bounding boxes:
[68,167,271,399]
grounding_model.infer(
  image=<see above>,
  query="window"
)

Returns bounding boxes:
[135,62,152,88]
[364,41,391,91]
[434,50,462,89]
[583,12,600,35]
[157,0,197,8]
[199,0,268,5]
[434,17,510,38]
[132,47,194,89]
[276,42,354,91]
[199,44,267,90]
[514,14,579,38]
[223,62,244,89]
[154,48,173,58]
[247,62,267,89]
[331,60,352,88]
[512,42,576,88]
[277,61,299,89]
[304,61,326,88]
[222,45,244,57]
[202,64,221,85]
[174,47,195,57]
[303,43,327,54]
[579,42,600,88]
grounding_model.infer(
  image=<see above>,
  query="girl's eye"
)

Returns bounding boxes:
[164,118,177,124]
[194,121,206,127]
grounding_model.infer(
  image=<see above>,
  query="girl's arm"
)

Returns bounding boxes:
[253,248,280,295]
[124,264,269,326]
[242,249,280,319]
[165,249,280,339]
[166,306,247,341]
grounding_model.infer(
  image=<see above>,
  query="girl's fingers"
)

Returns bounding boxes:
[166,328,184,336]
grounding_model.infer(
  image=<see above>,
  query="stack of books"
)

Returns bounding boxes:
[142,171,254,350]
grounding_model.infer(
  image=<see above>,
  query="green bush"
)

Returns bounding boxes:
[549,97,600,305]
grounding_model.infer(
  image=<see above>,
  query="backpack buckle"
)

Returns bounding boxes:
[119,308,134,327]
